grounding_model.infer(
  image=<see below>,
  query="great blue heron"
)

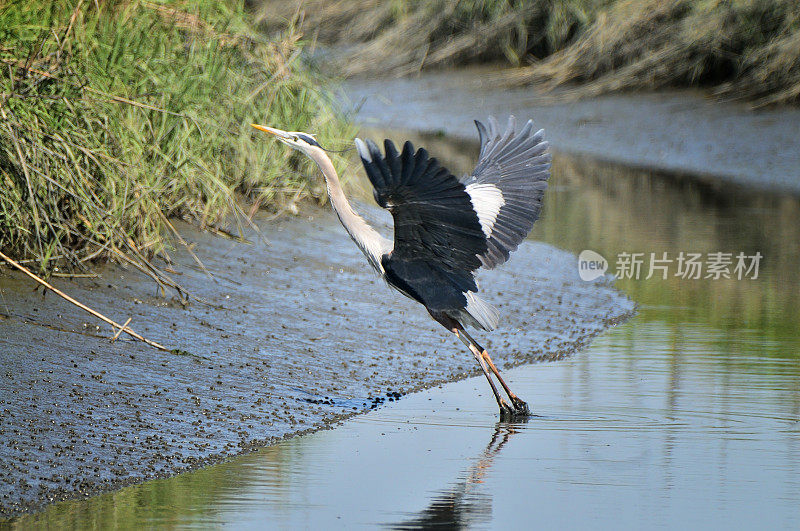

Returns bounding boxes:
[252,117,550,418]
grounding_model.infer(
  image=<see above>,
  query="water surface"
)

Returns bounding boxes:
[14,321,800,528]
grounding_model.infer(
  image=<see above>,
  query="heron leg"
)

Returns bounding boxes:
[455,330,514,417]
[458,329,530,417]
[480,350,530,415]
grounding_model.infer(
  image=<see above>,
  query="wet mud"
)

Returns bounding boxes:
[0,204,633,519]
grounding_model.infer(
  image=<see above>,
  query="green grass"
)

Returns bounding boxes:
[0,0,353,280]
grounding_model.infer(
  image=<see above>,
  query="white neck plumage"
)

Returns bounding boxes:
[305,146,391,274]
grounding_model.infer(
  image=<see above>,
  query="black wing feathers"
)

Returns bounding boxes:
[360,138,487,273]
[381,256,476,311]
[354,120,548,327]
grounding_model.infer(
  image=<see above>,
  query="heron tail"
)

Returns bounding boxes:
[460,291,500,331]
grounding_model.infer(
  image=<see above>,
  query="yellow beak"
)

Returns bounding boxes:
[250,124,290,139]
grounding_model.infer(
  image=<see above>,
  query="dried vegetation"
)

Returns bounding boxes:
[258,0,800,106]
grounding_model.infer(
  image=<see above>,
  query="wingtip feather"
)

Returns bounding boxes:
[354,138,371,162]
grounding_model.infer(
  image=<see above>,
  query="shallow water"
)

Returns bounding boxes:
[11,136,800,528]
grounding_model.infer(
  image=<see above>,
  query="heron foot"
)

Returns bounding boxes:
[498,398,515,419]
[510,396,530,416]
[499,396,531,420]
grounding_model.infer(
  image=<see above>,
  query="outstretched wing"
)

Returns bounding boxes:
[462,116,551,269]
[355,138,487,273]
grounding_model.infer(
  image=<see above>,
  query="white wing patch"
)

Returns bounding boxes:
[465,183,505,237]
[354,138,372,162]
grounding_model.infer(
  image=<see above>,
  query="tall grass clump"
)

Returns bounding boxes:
[0,0,352,280]
[259,0,800,105]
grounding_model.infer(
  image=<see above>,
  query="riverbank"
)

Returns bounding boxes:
[342,68,800,194]
[259,0,800,106]
[7,40,800,521]
[10,123,800,529]
[0,203,633,519]
[6,60,800,517]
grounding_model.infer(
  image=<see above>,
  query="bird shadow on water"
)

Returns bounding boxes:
[386,418,529,530]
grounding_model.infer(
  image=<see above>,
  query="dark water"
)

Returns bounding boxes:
[9,136,800,528]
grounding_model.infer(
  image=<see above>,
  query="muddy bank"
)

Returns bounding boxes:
[341,68,800,194]
[0,204,633,519]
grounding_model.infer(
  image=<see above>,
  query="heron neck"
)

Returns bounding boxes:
[311,149,389,273]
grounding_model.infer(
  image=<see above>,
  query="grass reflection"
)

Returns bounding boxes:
[11,445,287,529]
[536,155,800,343]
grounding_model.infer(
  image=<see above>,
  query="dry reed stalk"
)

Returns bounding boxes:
[0,250,171,352]
[111,317,133,341]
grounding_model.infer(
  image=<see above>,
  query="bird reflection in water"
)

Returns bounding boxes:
[389,420,527,530]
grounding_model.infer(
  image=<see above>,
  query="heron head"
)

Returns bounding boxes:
[251,124,321,156]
